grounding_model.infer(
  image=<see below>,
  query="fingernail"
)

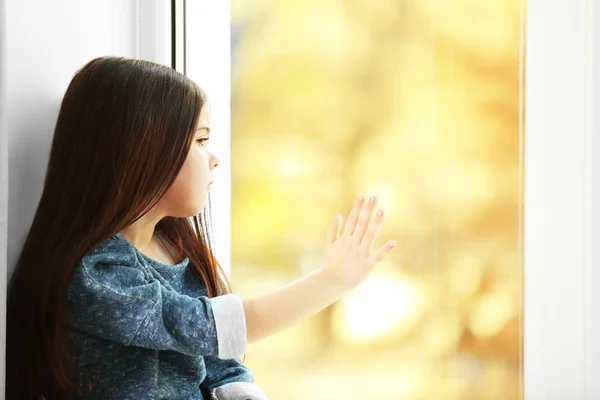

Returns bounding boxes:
[377,210,384,217]
[358,195,365,202]
[388,241,396,248]
[369,196,375,204]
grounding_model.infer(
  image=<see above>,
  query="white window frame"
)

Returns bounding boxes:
[139,0,600,397]
[137,0,232,276]
[524,0,596,398]
[136,0,172,68]
[184,1,232,277]
[0,0,7,395]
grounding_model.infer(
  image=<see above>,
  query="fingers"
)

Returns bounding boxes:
[360,209,384,256]
[342,195,365,237]
[352,196,378,246]
[326,213,342,245]
[367,240,396,266]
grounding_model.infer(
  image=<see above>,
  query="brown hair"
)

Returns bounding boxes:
[6,56,229,399]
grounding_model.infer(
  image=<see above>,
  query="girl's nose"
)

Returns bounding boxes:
[211,153,220,169]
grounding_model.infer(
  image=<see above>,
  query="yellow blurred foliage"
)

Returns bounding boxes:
[230,0,523,398]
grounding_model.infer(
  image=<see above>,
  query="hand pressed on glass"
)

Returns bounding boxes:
[242,194,396,345]
[322,194,396,290]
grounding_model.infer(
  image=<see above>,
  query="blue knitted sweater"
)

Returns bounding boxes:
[64,233,268,400]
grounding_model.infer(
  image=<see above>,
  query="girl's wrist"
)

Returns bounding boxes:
[315,267,355,295]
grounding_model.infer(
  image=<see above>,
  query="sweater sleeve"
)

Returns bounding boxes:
[66,247,247,359]
[201,356,269,400]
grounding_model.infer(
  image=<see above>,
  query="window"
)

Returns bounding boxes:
[229,1,524,398]
[164,0,596,397]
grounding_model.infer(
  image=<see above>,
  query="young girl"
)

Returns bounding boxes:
[6,56,396,400]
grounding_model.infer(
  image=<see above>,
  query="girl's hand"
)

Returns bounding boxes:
[321,195,396,290]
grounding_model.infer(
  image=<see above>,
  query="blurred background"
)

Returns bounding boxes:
[229,0,524,399]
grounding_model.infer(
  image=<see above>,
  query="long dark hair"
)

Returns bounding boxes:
[6,56,229,399]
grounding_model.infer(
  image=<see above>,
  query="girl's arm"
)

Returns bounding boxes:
[243,195,395,344]
[243,269,347,344]
[67,195,392,361]
[201,356,268,400]
[67,239,247,360]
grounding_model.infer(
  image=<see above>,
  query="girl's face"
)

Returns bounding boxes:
[159,104,220,218]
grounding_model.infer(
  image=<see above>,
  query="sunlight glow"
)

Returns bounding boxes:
[338,274,423,341]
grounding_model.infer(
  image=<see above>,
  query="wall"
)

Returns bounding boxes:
[5,0,138,275]
[0,0,140,396]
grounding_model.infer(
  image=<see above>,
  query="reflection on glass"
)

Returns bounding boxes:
[230,0,523,399]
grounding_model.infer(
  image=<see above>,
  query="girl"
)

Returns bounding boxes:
[6,56,396,400]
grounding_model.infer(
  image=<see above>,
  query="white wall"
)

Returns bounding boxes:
[5,0,138,275]
[1,0,141,396]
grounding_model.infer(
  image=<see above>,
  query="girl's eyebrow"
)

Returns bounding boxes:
[195,127,211,134]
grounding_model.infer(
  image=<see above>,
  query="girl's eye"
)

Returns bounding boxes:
[197,138,210,146]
